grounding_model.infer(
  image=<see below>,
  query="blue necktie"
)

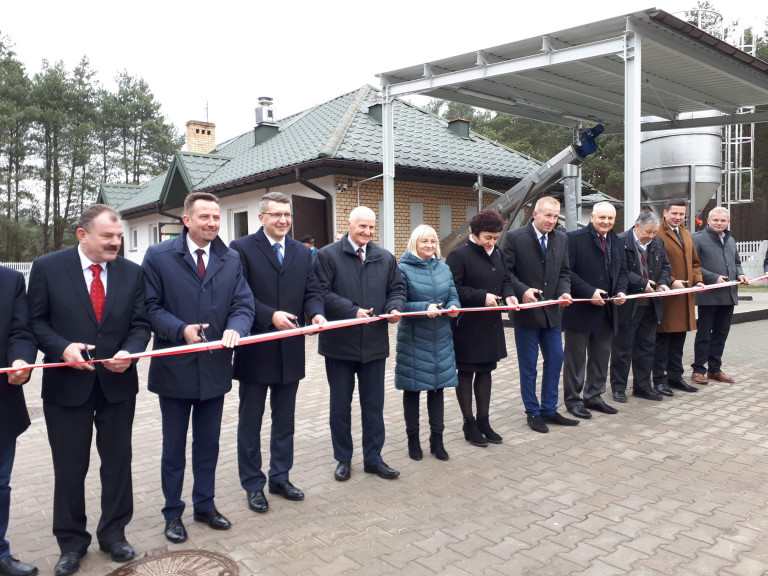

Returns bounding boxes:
[273,243,283,266]
[540,234,547,255]
[674,228,684,246]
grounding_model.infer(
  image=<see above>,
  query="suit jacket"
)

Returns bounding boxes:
[143,229,255,400]
[28,247,151,407]
[693,226,743,306]
[445,241,514,365]
[230,229,324,385]
[315,236,406,363]
[500,223,570,329]
[562,223,629,334]
[0,267,38,449]
[656,218,702,333]
[616,230,671,324]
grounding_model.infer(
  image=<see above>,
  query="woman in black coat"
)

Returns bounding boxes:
[445,210,517,447]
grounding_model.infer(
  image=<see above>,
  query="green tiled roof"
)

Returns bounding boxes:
[102,85,544,216]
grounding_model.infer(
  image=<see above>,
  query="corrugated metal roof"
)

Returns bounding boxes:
[377,8,768,131]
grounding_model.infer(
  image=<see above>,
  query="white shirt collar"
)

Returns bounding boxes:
[78,244,103,270]
[186,234,209,258]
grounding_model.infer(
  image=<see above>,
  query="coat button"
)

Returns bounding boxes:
[491,267,496,272]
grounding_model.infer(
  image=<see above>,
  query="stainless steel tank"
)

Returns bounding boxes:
[641,112,722,220]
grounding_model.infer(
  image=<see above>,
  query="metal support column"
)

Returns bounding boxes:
[563,164,579,231]
[381,87,396,253]
[624,23,642,229]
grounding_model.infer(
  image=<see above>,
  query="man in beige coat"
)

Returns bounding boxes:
[653,198,703,396]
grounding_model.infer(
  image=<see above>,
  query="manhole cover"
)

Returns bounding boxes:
[107,549,238,576]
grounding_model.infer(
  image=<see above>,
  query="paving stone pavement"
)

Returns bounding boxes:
[8,319,768,575]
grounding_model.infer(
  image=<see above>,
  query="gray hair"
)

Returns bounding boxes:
[591,201,616,215]
[259,191,291,214]
[349,206,376,223]
[708,206,730,218]
[635,210,660,227]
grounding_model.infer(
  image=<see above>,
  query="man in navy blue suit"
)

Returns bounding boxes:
[28,206,151,575]
[143,192,254,544]
[500,197,576,434]
[230,192,325,514]
[562,202,628,419]
[0,266,38,576]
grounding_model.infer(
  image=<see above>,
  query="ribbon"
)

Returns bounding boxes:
[3,273,766,374]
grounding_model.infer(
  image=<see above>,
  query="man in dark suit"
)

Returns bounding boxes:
[28,206,151,575]
[690,207,748,384]
[0,267,38,576]
[143,192,254,544]
[500,197,576,434]
[609,211,671,403]
[230,192,325,514]
[315,206,406,481]
[562,201,628,419]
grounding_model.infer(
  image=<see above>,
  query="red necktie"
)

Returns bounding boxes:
[640,249,649,280]
[89,264,105,323]
[357,247,364,262]
[195,249,206,279]
[600,235,606,252]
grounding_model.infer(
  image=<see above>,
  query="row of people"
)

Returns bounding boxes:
[0,193,750,576]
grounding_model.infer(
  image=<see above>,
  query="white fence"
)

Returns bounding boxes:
[1,261,32,284]
[737,240,767,285]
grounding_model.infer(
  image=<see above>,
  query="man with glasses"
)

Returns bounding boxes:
[142,192,254,544]
[230,192,325,514]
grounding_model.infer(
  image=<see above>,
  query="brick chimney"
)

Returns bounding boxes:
[186,120,216,153]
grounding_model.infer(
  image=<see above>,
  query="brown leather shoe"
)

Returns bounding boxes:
[691,372,709,384]
[707,371,734,383]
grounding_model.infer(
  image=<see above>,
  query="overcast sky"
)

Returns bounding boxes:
[3,0,766,144]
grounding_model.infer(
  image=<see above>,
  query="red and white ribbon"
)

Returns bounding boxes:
[3,274,766,374]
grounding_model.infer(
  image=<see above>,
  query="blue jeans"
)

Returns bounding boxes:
[0,441,16,559]
[514,325,564,416]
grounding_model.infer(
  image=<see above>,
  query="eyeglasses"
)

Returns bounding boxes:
[262,212,293,220]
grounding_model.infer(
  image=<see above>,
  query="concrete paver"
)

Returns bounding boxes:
[6,318,768,575]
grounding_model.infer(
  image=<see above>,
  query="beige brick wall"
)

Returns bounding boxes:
[334,175,499,257]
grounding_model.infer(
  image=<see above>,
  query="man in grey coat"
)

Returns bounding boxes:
[690,207,748,384]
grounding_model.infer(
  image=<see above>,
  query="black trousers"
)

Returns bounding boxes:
[402,389,444,436]
[692,305,734,374]
[653,331,687,385]
[238,380,299,492]
[44,380,135,554]
[610,305,657,394]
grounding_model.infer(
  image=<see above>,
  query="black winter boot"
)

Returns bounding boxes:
[429,433,449,461]
[407,433,423,460]
[477,415,503,444]
[463,417,488,447]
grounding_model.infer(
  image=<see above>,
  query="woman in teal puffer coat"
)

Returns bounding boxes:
[395,225,460,462]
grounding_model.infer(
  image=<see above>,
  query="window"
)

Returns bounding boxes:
[150,225,159,245]
[232,210,249,239]
[129,227,138,251]
[410,203,423,232]
[439,204,452,239]
[466,205,478,221]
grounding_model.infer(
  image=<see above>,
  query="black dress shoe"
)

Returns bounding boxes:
[633,388,663,401]
[98,540,135,562]
[268,480,305,501]
[334,461,351,482]
[54,552,83,576]
[527,415,549,433]
[568,405,592,419]
[585,398,619,414]
[668,379,698,393]
[164,517,187,543]
[247,490,269,513]
[541,412,579,426]
[612,390,627,403]
[363,462,400,479]
[655,382,674,397]
[193,508,231,530]
[0,556,38,576]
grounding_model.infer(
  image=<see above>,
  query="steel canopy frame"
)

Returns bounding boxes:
[376,8,768,252]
